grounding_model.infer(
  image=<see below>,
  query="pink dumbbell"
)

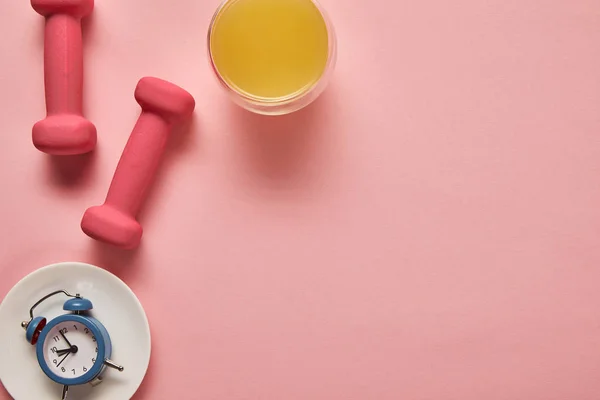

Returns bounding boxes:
[81,77,195,249]
[31,0,96,155]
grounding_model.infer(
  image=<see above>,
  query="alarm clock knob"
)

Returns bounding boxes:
[23,316,47,345]
[63,297,93,312]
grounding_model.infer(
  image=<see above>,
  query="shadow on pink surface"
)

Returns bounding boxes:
[81,2,98,48]
[45,152,97,189]
[227,86,338,197]
[88,241,143,283]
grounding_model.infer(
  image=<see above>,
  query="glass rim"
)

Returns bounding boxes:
[206,0,337,108]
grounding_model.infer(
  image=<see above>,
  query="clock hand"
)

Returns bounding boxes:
[56,348,71,356]
[56,352,71,368]
[59,330,73,348]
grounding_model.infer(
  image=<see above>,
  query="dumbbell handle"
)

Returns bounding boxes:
[43,14,85,115]
[103,112,171,216]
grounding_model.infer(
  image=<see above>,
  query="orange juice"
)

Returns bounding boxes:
[208,0,334,113]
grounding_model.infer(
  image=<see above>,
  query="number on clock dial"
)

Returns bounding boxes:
[43,321,100,379]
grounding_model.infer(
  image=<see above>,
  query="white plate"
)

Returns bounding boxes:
[0,262,151,400]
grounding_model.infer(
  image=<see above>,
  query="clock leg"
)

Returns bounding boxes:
[104,359,124,372]
[61,385,69,400]
[89,376,103,387]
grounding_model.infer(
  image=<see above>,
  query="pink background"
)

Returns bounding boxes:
[2,0,600,398]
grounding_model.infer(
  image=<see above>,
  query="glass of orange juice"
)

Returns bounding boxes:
[207,0,337,115]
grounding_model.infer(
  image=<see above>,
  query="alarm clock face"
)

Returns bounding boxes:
[37,314,108,385]
[42,321,99,379]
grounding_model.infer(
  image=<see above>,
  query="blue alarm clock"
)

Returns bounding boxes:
[21,290,124,400]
